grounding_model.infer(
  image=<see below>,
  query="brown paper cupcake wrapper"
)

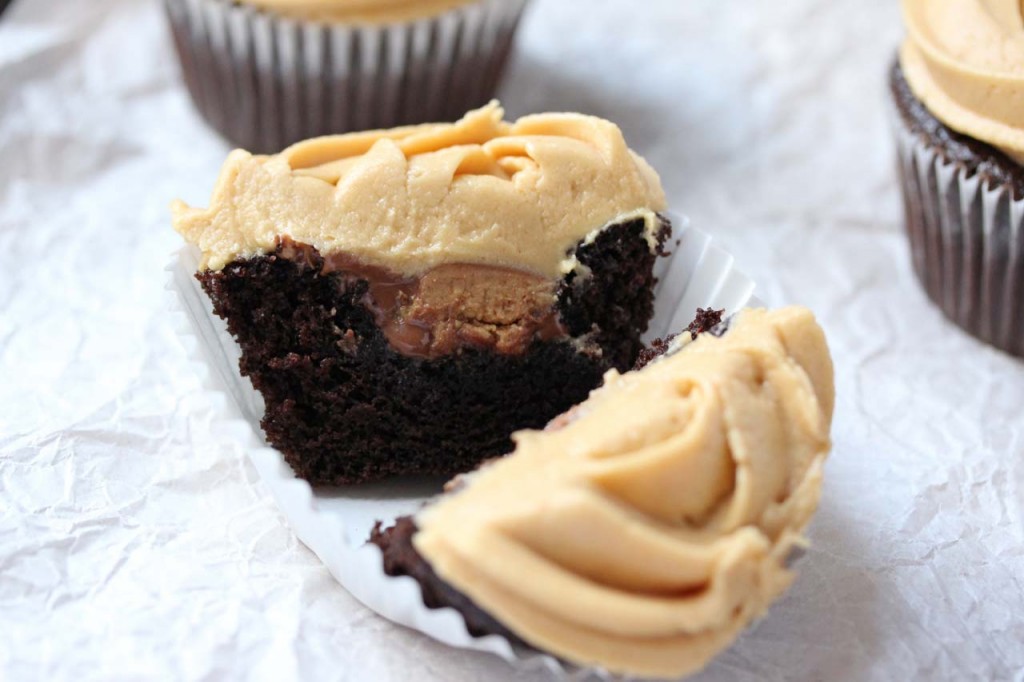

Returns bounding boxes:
[893,111,1024,357]
[164,0,529,153]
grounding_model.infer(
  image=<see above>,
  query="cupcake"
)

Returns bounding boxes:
[371,306,836,678]
[892,0,1024,357]
[173,102,670,485]
[163,0,530,153]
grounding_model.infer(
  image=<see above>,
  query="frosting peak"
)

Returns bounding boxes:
[173,102,666,276]
[413,307,835,677]
[900,0,1024,163]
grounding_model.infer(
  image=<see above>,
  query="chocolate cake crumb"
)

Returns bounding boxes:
[687,307,725,340]
[632,334,678,371]
[633,307,727,371]
[556,215,672,370]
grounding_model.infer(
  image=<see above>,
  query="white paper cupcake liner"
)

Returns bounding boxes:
[163,0,529,153]
[166,216,759,678]
[893,108,1024,357]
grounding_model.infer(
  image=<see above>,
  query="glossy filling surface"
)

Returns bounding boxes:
[276,238,566,360]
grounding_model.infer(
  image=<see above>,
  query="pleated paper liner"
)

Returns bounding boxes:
[166,216,759,678]
[894,109,1024,358]
[164,0,529,153]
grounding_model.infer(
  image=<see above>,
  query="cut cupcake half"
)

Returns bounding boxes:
[370,306,835,679]
[173,102,672,484]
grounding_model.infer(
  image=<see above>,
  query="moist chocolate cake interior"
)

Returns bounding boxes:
[199,216,669,484]
[631,307,724,371]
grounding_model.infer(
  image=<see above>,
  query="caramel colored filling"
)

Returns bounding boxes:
[278,238,566,359]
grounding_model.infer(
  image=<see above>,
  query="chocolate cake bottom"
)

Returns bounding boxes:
[198,216,670,485]
[370,517,529,647]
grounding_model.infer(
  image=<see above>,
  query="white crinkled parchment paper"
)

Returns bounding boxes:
[2,1,1023,681]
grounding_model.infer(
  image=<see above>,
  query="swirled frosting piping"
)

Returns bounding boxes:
[900,0,1024,164]
[237,0,477,23]
[173,102,666,277]
[413,307,835,678]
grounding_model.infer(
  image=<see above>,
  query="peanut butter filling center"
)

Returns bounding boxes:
[277,238,565,359]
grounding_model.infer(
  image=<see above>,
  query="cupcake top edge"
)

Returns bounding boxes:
[237,0,480,24]
[172,101,667,278]
[900,0,1024,164]
[410,305,835,678]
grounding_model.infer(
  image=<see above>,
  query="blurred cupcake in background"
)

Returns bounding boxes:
[164,0,530,152]
[891,0,1024,357]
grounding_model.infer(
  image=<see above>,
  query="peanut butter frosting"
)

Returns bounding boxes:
[238,0,478,23]
[413,307,835,678]
[900,0,1024,164]
[173,102,666,277]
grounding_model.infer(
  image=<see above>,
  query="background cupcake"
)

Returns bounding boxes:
[164,0,530,153]
[891,0,1024,357]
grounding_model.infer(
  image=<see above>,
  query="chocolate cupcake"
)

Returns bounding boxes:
[163,0,529,153]
[173,102,670,485]
[892,0,1024,357]
[371,307,835,678]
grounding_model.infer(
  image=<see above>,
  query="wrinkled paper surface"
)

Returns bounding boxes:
[1,1,1023,680]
